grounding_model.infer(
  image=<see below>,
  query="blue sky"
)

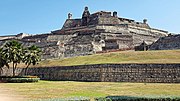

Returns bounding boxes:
[0,0,180,35]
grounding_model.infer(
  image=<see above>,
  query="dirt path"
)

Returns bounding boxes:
[0,86,25,101]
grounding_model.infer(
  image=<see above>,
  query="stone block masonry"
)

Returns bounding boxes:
[0,7,169,59]
[150,34,180,50]
[3,64,178,83]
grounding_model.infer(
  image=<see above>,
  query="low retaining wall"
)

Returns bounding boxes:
[2,64,180,83]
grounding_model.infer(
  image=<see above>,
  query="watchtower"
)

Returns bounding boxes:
[82,6,90,26]
[68,13,72,19]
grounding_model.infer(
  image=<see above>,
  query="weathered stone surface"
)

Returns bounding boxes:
[0,7,169,59]
[2,64,180,83]
[150,34,180,50]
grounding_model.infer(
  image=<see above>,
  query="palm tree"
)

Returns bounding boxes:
[0,57,4,75]
[23,45,41,75]
[2,40,24,76]
[0,48,9,75]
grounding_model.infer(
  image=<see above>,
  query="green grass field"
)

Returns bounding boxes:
[34,50,180,67]
[0,81,180,100]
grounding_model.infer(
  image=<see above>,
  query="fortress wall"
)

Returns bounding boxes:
[98,17,120,25]
[41,45,64,59]
[47,35,74,42]
[21,41,63,59]
[132,34,159,46]
[101,33,133,49]
[62,34,95,57]
[2,64,179,83]
[64,44,94,57]
[63,26,96,34]
[150,34,180,50]
[0,36,15,41]
[128,26,168,46]
[96,25,167,47]
[129,26,168,36]
[96,25,129,34]
[117,39,133,49]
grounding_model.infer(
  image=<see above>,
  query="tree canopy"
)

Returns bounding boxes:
[23,45,41,75]
[0,40,41,76]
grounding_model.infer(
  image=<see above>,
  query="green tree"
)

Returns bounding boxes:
[2,40,24,76]
[23,45,41,75]
[0,48,9,75]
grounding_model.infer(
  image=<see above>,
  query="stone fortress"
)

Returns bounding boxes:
[0,7,179,59]
[1,7,180,83]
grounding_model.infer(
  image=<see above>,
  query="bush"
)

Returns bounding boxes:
[0,76,38,78]
[32,97,90,101]
[0,76,40,83]
[95,97,111,101]
[95,96,180,101]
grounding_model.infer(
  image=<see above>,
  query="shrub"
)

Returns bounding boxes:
[32,97,90,101]
[23,76,39,78]
[95,97,111,101]
[0,76,38,78]
[0,76,40,83]
[95,96,180,101]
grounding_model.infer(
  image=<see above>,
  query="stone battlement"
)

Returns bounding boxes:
[0,7,170,59]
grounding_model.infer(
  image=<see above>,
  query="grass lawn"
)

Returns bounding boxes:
[0,81,180,100]
[15,50,180,68]
[35,50,180,67]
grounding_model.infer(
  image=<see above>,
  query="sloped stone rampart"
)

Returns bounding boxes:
[150,34,180,50]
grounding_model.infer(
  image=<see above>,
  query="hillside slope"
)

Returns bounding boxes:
[34,50,180,67]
